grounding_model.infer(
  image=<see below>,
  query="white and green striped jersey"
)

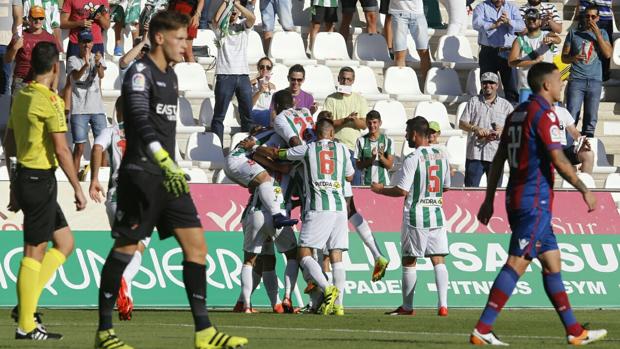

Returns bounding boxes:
[283,139,354,212]
[354,133,394,186]
[393,146,450,228]
[273,107,316,145]
[241,174,286,219]
[229,128,282,159]
[313,0,338,8]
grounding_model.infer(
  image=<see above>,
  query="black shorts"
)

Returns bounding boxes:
[379,0,390,15]
[563,147,581,165]
[112,169,202,241]
[342,0,379,14]
[311,6,338,24]
[14,166,68,245]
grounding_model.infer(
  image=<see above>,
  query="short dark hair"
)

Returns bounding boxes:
[148,11,190,44]
[317,110,333,121]
[584,4,599,14]
[257,56,273,67]
[316,117,334,136]
[31,42,59,76]
[527,62,558,93]
[338,66,355,78]
[406,116,430,136]
[366,110,381,121]
[288,64,305,77]
[273,89,294,113]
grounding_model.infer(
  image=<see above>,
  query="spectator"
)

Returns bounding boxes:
[389,0,431,83]
[428,121,456,176]
[472,0,525,104]
[212,0,256,144]
[555,105,594,174]
[4,6,62,93]
[519,0,562,34]
[108,0,128,56]
[458,72,512,187]
[508,8,560,103]
[324,66,368,185]
[281,64,316,111]
[340,0,378,43]
[67,29,107,177]
[379,0,392,57]
[439,0,468,36]
[60,0,110,57]
[259,0,294,52]
[561,4,611,138]
[119,34,150,76]
[354,110,394,186]
[124,0,142,40]
[168,0,204,62]
[251,57,276,127]
[579,0,612,81]
[308,0,337,51]
[23,0,63,48]
[0,0,22,95]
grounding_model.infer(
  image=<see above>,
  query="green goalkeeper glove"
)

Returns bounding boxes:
[153,147,189,197]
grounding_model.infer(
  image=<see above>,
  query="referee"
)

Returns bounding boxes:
[94,11,248,349]
[3,41,86,340]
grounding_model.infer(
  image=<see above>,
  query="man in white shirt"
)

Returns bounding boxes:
[211,0,256,144]
[555,105,594,174]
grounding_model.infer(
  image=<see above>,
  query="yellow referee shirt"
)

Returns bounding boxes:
[8,82,67,170]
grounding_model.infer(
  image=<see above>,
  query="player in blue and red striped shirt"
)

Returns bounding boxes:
[470,62,607,346]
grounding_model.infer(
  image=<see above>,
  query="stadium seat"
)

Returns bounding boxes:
[270,63,289,91]
[466,68,480,96]
[177,97,206,134]
[198,97,238,134]
[185,132,225,169]
[58,61,67,91]
[480,173,509,188]
[604,173,620,206]
[446,135,466,171]
[562,172,596,189]
[372,100,407,136]
[193,29,218,65]
[230,132,250,149]
[247,30,265,65]
[183,168,210,183]
[175,141,193,168]
[383,66,431,102]
[302,64,336,100]
[414,101,462,136]
[0,166,9,181]
[174,62,214,99]
[435,35,478,70]
[97,167,110,183]
[612,38,620,70]
[101,63,122,98]
[311,32,359,67]
[351,66,389,101]
[55,168,69,181]
[401,141,415,159]
[104,27,116,58]
[455,101,467,125]
[122,29,133,57]
[424,67,468,103]
[589,138,617,173]
[269,31,317,66]
[352,33,391,68]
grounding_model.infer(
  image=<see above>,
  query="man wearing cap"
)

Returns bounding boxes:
[459,72,513,187]
[508,8,560,103]
[519,0,562,34]
[23,0,63,47]
[472,0,525,104]
[4,6,62,94]
[67,28,107,178]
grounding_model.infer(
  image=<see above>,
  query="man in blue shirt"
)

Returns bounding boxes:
[579,0,612,80]
[472,0,525,104]
[561,4,611,138]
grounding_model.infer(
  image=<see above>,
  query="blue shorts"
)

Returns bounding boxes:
[390,11,429,52]
[260,0,294,32]
[70,113,108,144]
[507,208,558,259]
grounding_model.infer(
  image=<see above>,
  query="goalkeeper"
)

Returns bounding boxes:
[94,11,247,349]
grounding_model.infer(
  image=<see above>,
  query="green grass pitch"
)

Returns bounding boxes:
[0,308,618,348]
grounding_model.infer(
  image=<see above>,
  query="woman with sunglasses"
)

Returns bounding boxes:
[4,5,62,94]
[250,57,276,127]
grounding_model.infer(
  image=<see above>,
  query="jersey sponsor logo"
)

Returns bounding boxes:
[417,197,443,207]
[518,238,529,250]
[155,103,178,120]
[313,180,340,190]
[155,81,167,87]
[135,62,146,72]
[550,125,562,142]
[132,73,146,91]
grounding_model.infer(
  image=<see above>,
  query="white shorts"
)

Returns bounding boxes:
[106,196,151,248]
[401,224,448,258]
[299,211,349,251]
[391,11,429,52]
[273,114,297,144]
[344,181,353,198]
[243,210,297,254]
[224,155,266,187]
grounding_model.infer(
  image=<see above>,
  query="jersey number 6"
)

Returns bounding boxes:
[319,150,335,175]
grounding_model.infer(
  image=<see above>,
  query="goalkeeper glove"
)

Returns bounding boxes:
[153,147,189,197]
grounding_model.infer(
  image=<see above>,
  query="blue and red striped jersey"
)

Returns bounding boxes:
[503,95,563,212]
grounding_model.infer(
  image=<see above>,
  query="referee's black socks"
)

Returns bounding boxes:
[98,250,133,331]
[182,261,212,331]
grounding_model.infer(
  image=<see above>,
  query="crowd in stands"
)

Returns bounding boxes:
[0,0,616,186]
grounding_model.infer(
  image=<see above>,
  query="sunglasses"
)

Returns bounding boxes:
[31,17,45,21]
[258,64,272,70]
[289,77,303,82]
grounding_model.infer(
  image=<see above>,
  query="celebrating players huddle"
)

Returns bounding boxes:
[2,8,608,349]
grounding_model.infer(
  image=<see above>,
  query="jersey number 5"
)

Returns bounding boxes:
[427,165,440,193]
[319,150,335,175]
[507,125,522,169]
